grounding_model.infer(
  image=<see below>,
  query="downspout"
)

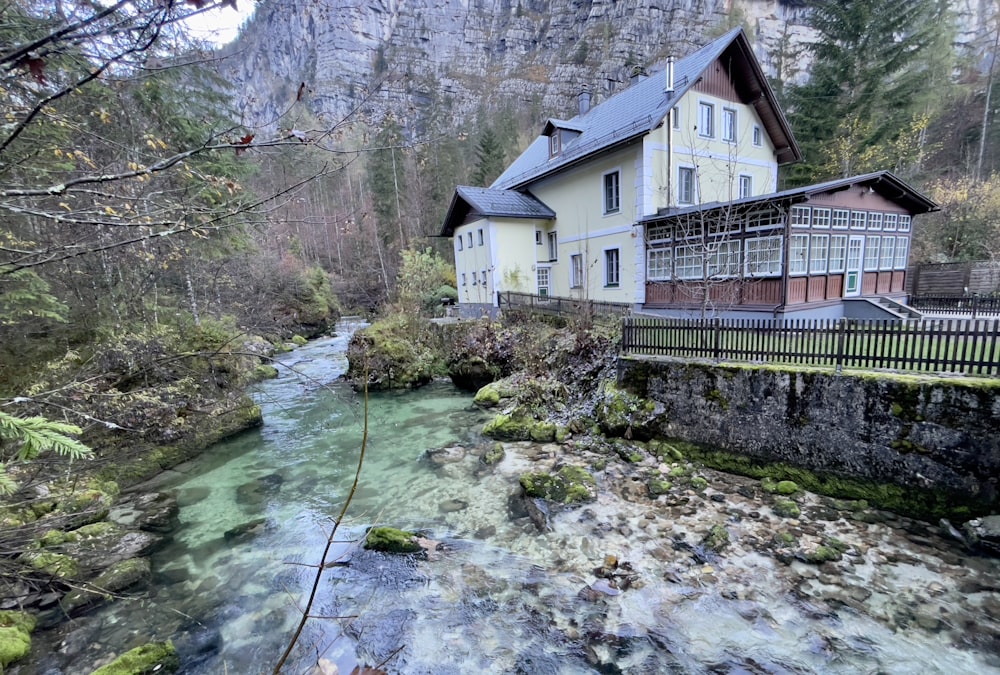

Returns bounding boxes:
[664,55,675,211]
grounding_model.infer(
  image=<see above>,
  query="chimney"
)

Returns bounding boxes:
[578,84,591,116]
[666,55,675,95]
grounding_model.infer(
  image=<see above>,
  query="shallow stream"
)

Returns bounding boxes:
[18,322,1000,674]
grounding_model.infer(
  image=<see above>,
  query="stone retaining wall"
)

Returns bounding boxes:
[617,357,1000,511]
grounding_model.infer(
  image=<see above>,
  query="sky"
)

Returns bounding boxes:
[182,1,256,46]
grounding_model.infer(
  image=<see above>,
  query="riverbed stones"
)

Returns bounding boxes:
[235,473,284,506]
[963,515,1000,555]
[425,444,466,466]
[364,527,422,553]
[108,491,179,534]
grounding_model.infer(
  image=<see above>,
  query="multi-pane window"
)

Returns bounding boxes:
[744,236,782,277]
[603,171,621,214]
[678,167,695,204]
[604,248,620,286]
[549,133,561,157]
[813,208,831,229]
[850,210,867,230]
[894,236,909,269]
[752,125,762,147]
[675,245,704,280]
[809,234,829,274]
[739,175,752,199]
[547,231,558,261]
[570,254,584,288]
[832,209,850,229]
[884,213,898,231]
[899,215,912,232]
[864,236,881,271]
[880,237,896,270]
[537,266,550,297]
[708,240,740,278]
[790,206,811,228]
[722,108,737,143]
[868,212,883,231]
[789,234,809,275]
[828,235,847,273]
[647,248,672,281]
[698,102,715,138]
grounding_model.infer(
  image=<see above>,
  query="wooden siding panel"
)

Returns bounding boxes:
[876,272,892,294]
[807,276,827,302]
[693,61,741,102]
[827,274,843,298]
[891,271,905,293]
[862,272,878,295]
[787,277,808,304]
[645,279,781,307]
[743,279,782,304]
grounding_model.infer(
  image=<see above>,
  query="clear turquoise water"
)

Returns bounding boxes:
[20,322,1000,674]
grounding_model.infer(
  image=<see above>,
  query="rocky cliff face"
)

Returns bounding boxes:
[217,0,990,137]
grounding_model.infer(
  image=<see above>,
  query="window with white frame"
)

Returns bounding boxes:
[789,234,809,275]
[813,208,831,229]
[739,174,752,199]
[745,235,782,277]
[675,245,704,280]
[899,215,911,232]
[722,108,737,143]
[603,170,621,214]
[880,236,895,270]
[672,106,680,130]
[678,166,695,204]
[708,240,740,278]
[809,234,829,274]
[752,124,762,147]
[832,209,850,229]
[790,206,811,228]
[647,224,672,243]
[850,210,867,230]
[698,101,715,138]
[884,213,898,231]
[457,237,464,252]
[467,232,474,248]
[868,212,883,231]
[604,248,620,286]
[481,270,487,286]
[647,248,672,281]
[535,230,542,245]
[537,266,550,296]
[570,253,584,288]
[549,133,561,157]
[477,228,484,246]
[547,231,558,261]
[864,236,880,271]
[894,236,909,269]
[829,235,847,273]
[461,273,467,286]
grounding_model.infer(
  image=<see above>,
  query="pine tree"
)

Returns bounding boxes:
[785,0,953,185]
[471,127,506,187]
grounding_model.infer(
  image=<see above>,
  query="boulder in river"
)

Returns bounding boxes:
[364,527,422,553]
[964,515,1000,555]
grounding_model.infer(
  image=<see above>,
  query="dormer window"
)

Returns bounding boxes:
[549,132,561,157]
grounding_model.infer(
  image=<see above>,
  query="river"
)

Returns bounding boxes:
[18,321,1000,674]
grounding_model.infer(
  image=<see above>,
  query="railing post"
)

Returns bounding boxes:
[973,295,979,320]
[835,318,846,374]
[712,318,721,360]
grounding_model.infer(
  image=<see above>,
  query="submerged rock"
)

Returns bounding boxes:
[964,516,1000,555]
[61,557,152,616]
[90,640,179,675]
[519,466,596,504]
[364,527,422,553]
[223,518,270,543]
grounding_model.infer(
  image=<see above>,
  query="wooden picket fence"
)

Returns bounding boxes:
[909,295,1000,318]
[621,317,1000,377]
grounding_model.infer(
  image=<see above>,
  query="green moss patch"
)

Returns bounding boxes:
[773,499,801,518]
[364,527,421,553]
[91,640,179,675]
[0,610,35,669]
[520,466,596,504]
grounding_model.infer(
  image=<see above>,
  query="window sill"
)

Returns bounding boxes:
[604,283,620,288]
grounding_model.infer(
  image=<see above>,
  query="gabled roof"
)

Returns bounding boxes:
[640,170,939,223]
[492,27,801,191]
[439,186,555,236]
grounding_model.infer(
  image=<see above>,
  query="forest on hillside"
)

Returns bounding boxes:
[2,0,1000,493]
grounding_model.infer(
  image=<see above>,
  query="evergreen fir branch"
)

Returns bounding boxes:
[0,465,17,496]
[0,411,90,462]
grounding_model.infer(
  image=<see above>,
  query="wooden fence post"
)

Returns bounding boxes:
[712,318,721,360]
[835,318,847,374]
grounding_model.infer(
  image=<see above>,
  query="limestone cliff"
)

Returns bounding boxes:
[216,0,990,137]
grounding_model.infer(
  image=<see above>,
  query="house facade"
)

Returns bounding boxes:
[440,27,937,319]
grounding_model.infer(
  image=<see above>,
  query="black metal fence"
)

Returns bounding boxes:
[621,316,1000,377]
[498,292,632,320]
[909,295,1000,318]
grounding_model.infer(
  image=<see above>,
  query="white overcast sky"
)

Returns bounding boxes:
[183,2,256,46]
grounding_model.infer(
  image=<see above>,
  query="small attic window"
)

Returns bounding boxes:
[549,132,561,157]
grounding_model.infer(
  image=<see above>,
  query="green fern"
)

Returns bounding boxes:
[0,411,91,494]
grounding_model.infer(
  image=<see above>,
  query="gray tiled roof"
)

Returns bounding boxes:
[493,27,746,190]
[456,186,556,218]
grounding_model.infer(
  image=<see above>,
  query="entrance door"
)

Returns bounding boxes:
[844,235,864,297]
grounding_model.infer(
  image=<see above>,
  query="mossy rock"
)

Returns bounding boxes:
[90,640,179,675]
[668,466,689,479]
[0,611,35,669]
[594,382,658,439]
[63,558,151,614]
[775,480,799,495]
[647,479,673,496]
[253,364,279,380]
[473,384,501,408]
[291,335,308,346]
[24,551,79,579]
[481,443,505,465]
[529,421,557,442]
[519,466,596,504]
[703,523,730,552]
[554,426,571,443]
[773,531,797,547]
[804,545,842,564]
[364,527,421,554]
[482,414,555,442]
[690,476,709,491]
[773,499,801,519]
